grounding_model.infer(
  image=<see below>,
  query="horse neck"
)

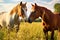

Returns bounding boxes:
[39,7,54,18]
[37,6,54,23]
[10,4,21,16]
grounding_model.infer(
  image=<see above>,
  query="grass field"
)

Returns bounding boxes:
[0,22,58,40]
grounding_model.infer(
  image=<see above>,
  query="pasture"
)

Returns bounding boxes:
[0,22,58,40]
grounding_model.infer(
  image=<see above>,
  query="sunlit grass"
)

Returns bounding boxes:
[0,22,58,40]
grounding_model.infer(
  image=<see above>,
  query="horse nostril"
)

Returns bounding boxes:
[28,18,32,23]
[28,18,30,22]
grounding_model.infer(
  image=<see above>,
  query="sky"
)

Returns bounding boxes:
[0,0,60,17]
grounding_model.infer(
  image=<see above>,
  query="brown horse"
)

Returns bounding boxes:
[9,1,27,33]
[28,3,60,40]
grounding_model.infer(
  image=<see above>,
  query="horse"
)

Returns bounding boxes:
[0,2,27,40]
[6,2,27,40]
[0,12,10,28]
[28,3,60,40]
[9,1,27,33]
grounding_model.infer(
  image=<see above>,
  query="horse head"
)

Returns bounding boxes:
[10,1,27,21]
[19,1,27,18]
[28,3,42,23]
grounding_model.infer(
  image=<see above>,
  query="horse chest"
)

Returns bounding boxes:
[42,15,57,29]
[42,16,50,25]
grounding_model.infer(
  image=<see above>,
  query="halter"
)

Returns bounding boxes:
[42,10,45,19]
[21,8,25,15]
[21,8,26,18]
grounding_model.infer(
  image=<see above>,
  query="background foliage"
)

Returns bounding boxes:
[54,3,60,12]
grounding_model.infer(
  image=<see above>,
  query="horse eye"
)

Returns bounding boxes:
[31,11,36,13]
[26,9,27,11]
[31,11,36,16]
[33,11,36,14]
[34,11,36,13]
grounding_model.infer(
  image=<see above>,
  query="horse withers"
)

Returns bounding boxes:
[28,3,60,40]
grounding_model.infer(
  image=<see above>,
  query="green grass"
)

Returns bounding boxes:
[0,22,58,40]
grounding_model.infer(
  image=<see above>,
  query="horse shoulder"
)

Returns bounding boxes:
[43,13,50,24]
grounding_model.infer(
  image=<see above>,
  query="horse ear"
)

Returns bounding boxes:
[20,1,22,5]
[31,4,34,6]
[35,3,37,6]
[25,2,27,5]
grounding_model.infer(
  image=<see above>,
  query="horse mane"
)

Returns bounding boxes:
[36,5,54,24]
[36,5,54,18]
[41,6,53,15]
[10,4,21,15]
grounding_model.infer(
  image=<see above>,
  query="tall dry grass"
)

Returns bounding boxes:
[0,22,58,40]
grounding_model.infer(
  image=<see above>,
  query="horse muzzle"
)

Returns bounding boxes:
[28,18,32,23]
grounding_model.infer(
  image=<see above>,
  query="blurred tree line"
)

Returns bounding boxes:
[54,3,60,13]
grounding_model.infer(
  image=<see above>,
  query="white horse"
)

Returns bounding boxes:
[0,12,10,28]
[0,2,27,39]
